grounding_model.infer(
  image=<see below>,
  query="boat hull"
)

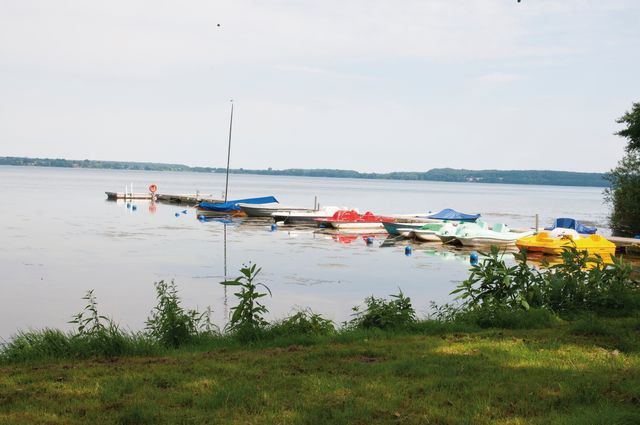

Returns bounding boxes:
[411,230,441,242]
[382,221,431,236]
[457,237,518,247]
[239,204,312,218]
[437,235,459,244]
[197,208,246,218]
[330,222,385,230]
[516,232,616,257]
[273,215,328,225]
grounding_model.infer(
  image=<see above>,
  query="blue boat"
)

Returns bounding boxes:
[427,208,480,222]
[544,217,597,235]
[198,196,278,214]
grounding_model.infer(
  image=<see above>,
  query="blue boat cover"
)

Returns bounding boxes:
[198,196,278,213]
[427,208,480,221]
[544,217,597,234]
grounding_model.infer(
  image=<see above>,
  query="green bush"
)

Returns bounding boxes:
[451,245,640,318]
[268,309,335,337]
[452,246,544,311]
[348,290,416,330]
[145,280,215,348]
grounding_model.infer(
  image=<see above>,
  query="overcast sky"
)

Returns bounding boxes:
[1,0,639,172]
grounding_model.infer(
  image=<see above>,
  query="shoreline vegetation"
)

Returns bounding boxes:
[0,156,609,187]
[2,248,639,424]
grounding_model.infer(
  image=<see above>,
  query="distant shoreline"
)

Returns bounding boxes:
[0,156,609,188]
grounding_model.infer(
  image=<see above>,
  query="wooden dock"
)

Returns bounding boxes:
[609,236,640,256]
[105,192,222,205]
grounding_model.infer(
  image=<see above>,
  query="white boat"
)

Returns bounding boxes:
[238,203,313,218]
[272,206,358,225]
[410,222,458,242]
[454,222,535,247]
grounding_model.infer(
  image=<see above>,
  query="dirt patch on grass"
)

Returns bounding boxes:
[350,354,386,363]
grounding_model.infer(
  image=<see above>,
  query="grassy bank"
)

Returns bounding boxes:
[1,318,640,425]
[2,253,639,424]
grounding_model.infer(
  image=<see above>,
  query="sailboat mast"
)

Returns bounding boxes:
[224,100,234,202]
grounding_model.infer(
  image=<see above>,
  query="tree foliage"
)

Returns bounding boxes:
[616,102,640,152]
[607,102,640,236]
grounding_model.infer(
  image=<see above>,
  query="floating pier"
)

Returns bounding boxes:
[105,192,222,204]
[105,192,153,200]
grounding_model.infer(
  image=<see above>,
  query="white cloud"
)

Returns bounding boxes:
[476,72,526,85]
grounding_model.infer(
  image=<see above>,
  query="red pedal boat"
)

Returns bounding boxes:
[316,210,395,229]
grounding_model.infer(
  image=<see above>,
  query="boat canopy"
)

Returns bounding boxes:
[544,217,597,235]
[427,208,480,222]
[198,196,278,212]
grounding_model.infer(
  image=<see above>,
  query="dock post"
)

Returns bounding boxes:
[314,196,317,210]
[535,214,539,234]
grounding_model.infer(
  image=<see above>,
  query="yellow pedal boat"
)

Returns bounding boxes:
[516,229,616,257]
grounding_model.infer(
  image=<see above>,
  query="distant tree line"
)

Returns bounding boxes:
[0,156,608,188]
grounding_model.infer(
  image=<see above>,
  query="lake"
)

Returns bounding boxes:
[0,166,610,338]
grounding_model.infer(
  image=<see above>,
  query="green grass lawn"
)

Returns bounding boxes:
[2,320,640,425]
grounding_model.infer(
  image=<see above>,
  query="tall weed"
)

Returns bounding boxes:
[220,263,272,340]
[146,280,215,348]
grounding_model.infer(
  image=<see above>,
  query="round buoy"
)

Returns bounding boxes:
[270,223,277,232]
[470,252,479,265]
[149,184,158,193]
[131,205,137,211]
[175,212,180,217]
[126,203,131,209]
[405,246,412,256]
[182,210,187,214]
[365,237,374,245]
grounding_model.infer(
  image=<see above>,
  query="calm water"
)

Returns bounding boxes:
[0,166,610,338]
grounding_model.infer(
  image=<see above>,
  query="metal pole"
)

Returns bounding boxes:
[223,223,228,321]
[224,100,234,202]
[535,213,539,233]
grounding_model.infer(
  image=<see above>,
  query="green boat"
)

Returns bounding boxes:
[382,220,434,236]
[412,222,458,242]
